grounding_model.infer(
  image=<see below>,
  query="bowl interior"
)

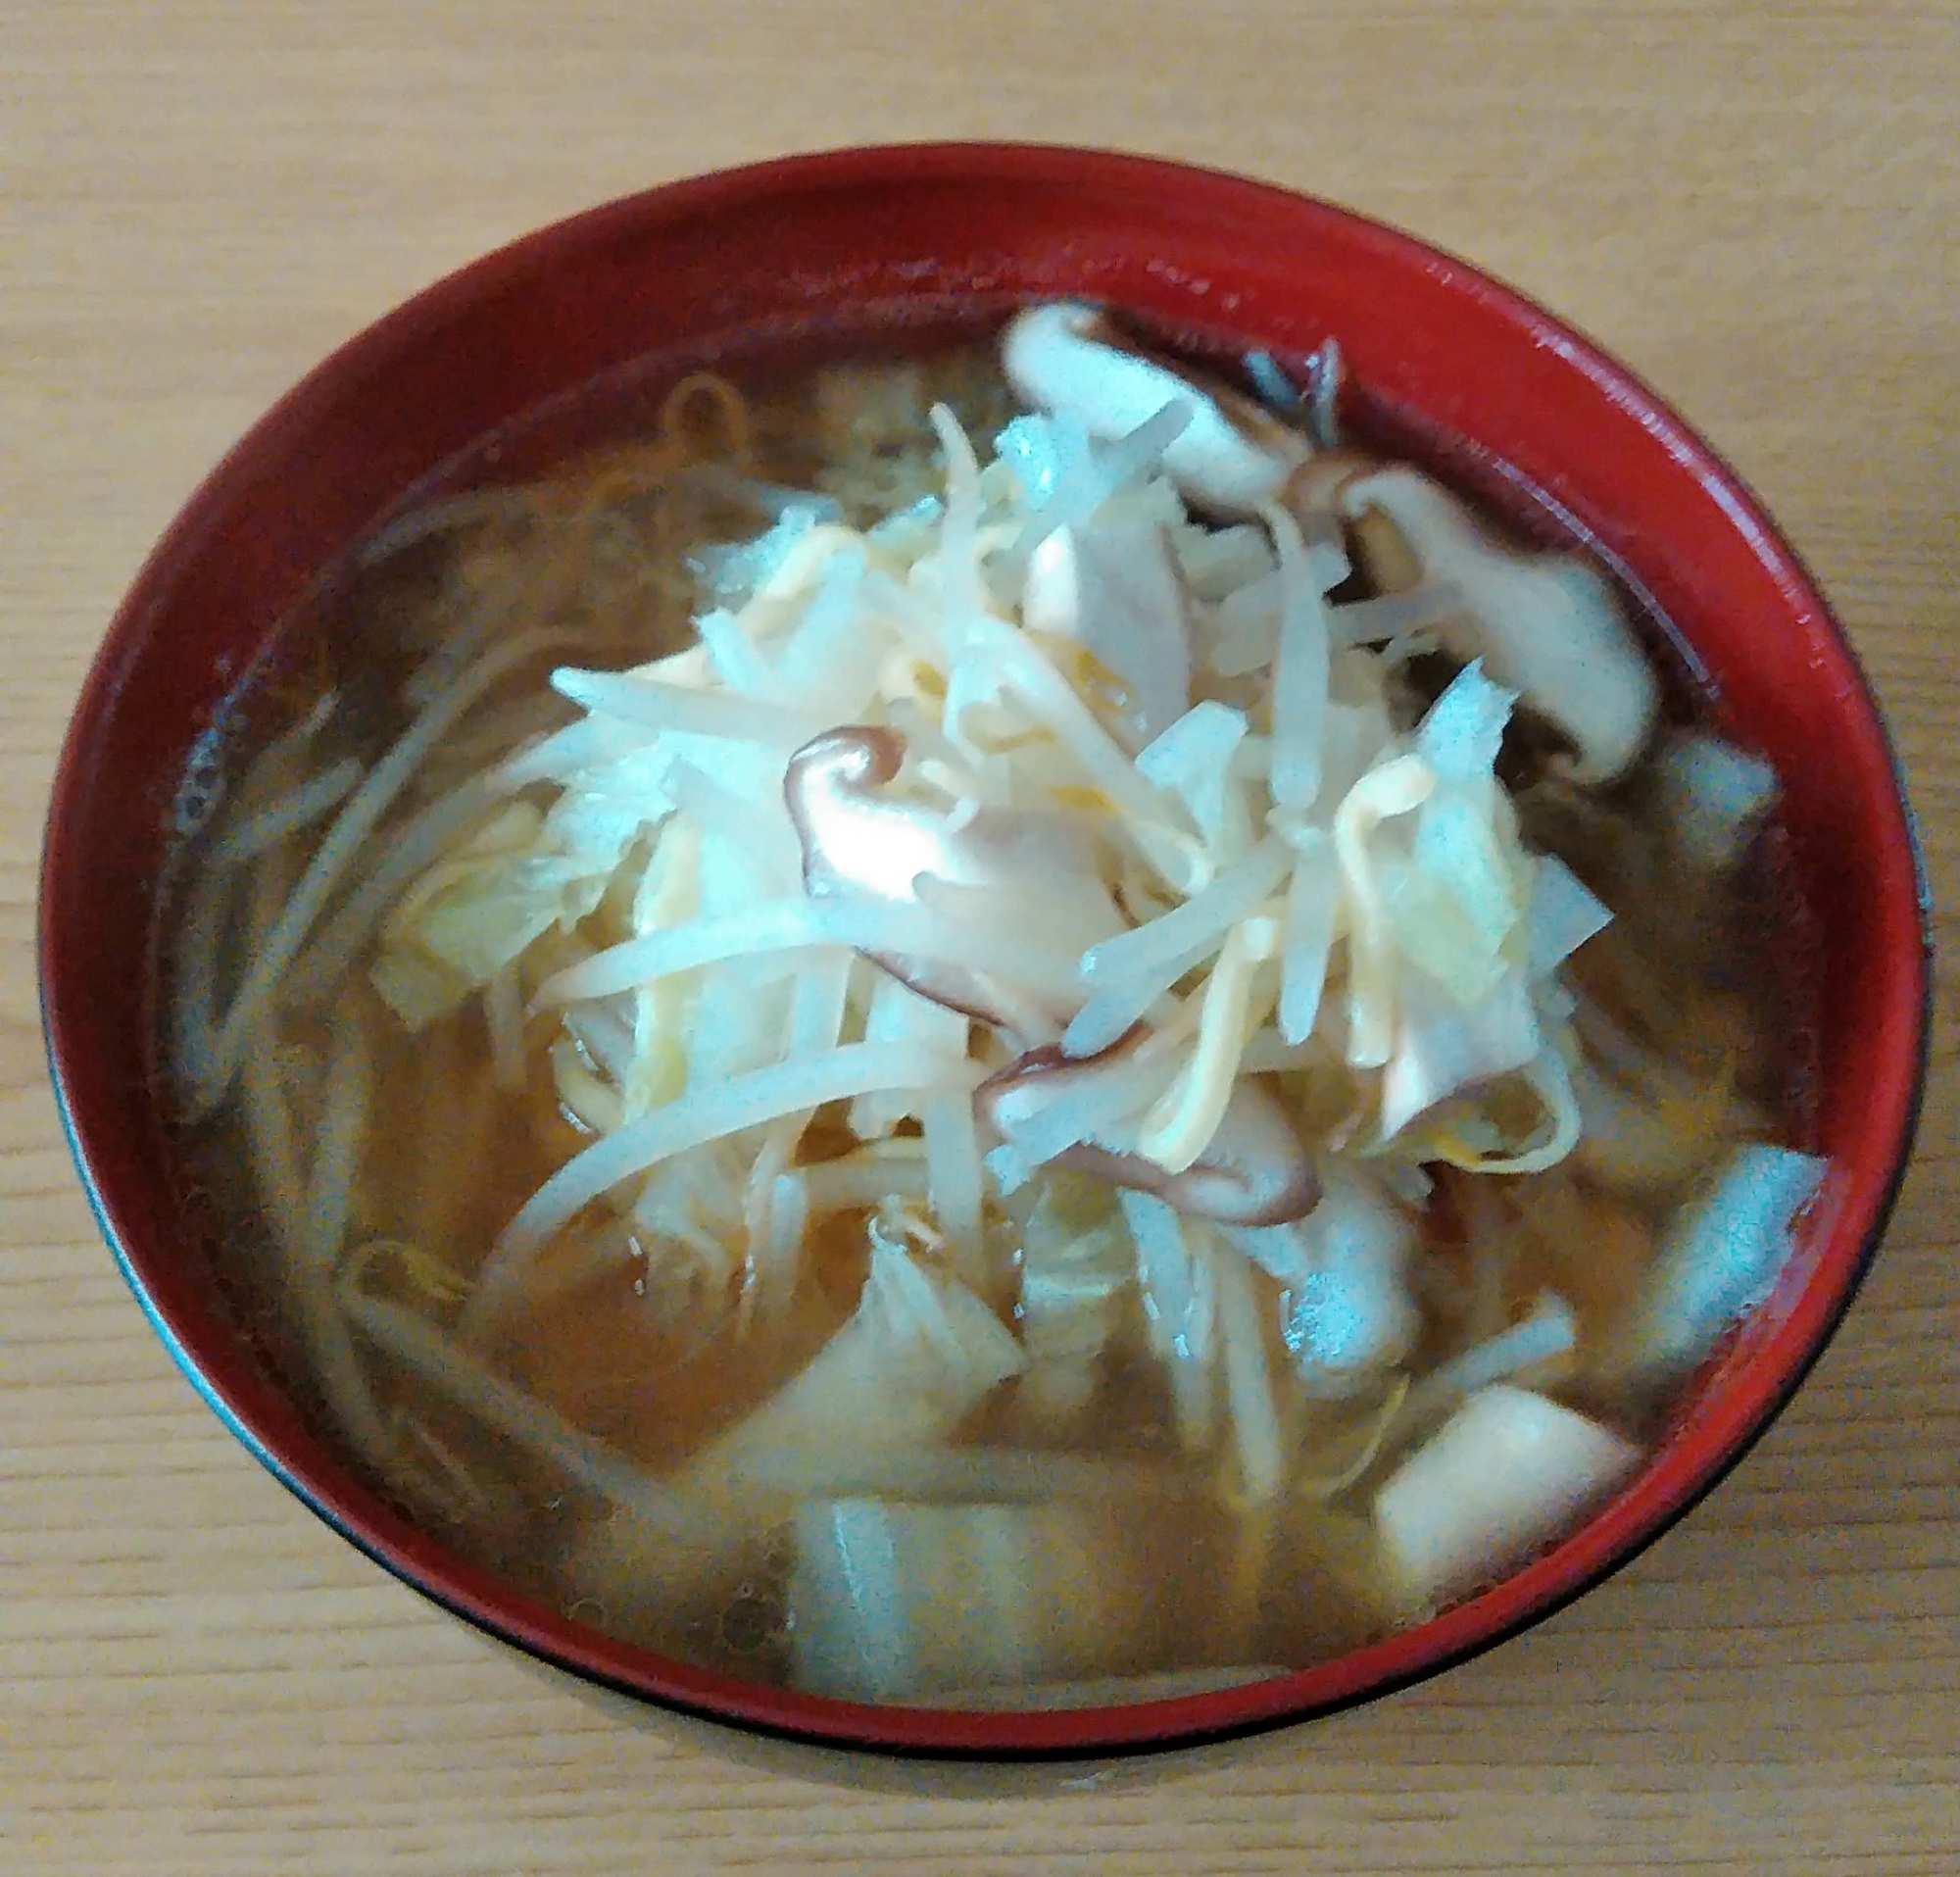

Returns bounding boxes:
[41,143,1929,1756]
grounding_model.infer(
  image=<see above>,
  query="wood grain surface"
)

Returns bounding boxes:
[4,4,1956,1871]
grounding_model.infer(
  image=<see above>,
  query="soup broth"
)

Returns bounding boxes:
[160,306,1822,1705]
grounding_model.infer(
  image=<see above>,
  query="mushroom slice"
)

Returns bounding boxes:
[783,726,1121,1030]
[976,1040,1319,1227]
[1332,468,1659,784]
[1004,302,1311,516]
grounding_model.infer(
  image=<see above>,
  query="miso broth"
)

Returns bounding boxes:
[159,305,1823,1706]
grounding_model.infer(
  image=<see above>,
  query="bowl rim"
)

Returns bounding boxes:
[40,138,1935,1759]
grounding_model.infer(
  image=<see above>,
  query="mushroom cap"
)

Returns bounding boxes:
[1339,468,1660,784]
[1004,302,1309,517]
[784,725,1122,1031]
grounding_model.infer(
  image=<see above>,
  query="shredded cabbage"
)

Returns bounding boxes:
[351,379,1636,1421]
[686,1225,1025,1491]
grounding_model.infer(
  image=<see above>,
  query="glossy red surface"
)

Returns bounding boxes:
[41,144,1930,1757]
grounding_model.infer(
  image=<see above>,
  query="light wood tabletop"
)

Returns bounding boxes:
[5,4,1956,1871]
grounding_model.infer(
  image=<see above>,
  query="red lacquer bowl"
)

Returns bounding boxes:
[40,145,1930,1758]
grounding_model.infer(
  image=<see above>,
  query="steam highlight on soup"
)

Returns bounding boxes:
[162,304,1823,1708]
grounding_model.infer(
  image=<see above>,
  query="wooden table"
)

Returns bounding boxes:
[5,4,1956,1870]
